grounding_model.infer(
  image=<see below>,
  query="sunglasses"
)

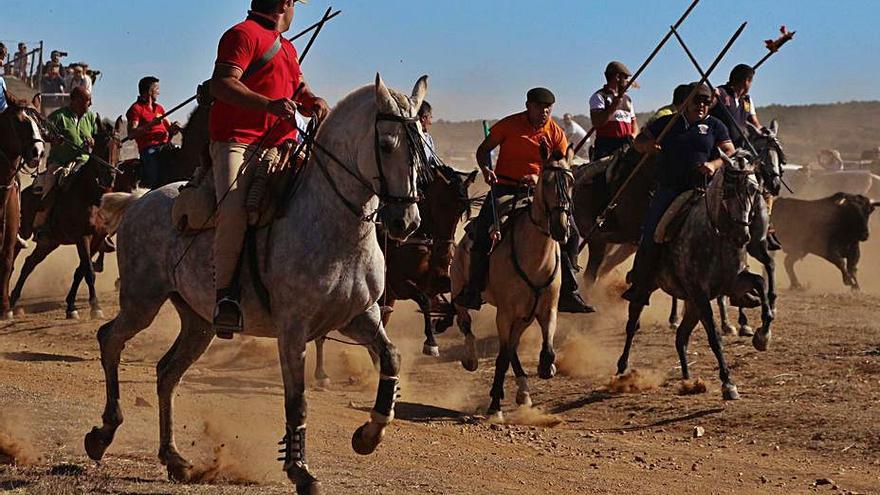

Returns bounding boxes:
[694,96,712,105]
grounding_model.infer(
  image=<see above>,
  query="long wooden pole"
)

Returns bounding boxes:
[586,22,748,238]
[571,0,702,156]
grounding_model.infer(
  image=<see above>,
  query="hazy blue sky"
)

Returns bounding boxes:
[3,1,877,121]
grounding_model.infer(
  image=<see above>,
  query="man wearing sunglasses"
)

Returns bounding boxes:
[621,82,735,306]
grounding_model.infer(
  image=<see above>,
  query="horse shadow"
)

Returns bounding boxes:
[2,351,86,363]
[351,400,468,423]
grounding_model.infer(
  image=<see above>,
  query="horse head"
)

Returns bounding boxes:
[0,96,46,170]
[748,119,785,196]
[367,74,427,240]
[82,116,119,191]
[536,141,574,244]
[717,149,761,246]
[422,165,476,241]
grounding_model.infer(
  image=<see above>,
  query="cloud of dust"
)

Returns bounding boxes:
[556,331,617,379]
[677,378,708,395]
[500,406,563,428]
[0,411,41,466]
[605,369,664,394]
[13,248,119,300]
[187,420,263,485]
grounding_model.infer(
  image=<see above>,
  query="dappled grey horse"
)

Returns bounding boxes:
[617,150,773,400]
[670,120,785,336]
[84,75,428,494]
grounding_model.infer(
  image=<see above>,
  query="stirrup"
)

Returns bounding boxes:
[213,297,243,339]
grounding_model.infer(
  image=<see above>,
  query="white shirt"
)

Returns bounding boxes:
[422,131,436,164]
[69,74,93,94]
[563,119,590,158]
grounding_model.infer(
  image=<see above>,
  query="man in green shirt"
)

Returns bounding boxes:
[34,86,97,238]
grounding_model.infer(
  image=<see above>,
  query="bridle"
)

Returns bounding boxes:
[307,110,422,222]
[528,164,574,236]
[754,133,786,195]
[0,106,47,175]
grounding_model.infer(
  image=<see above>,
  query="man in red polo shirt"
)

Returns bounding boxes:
[126,76,181,188]
[209,0,328,337]
[454,88,595,314]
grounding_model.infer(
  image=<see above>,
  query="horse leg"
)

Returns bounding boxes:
[412,291,439,357]
[10,241,58,314]
[536,304,558,380]
[675,301,700,380]
[340,305,401,458]
[749,239,777,310]
[784,252,805,290]
[84,297,166,461]
[734,271,775,352]
[312,337,331,390]
[505,318,532,408]
[487,313,513,422]
[277,327,320,493]
[737,307,754,337]
[456,307,478,372]
[716,296,738,336]
[75,237,103,319]
[693,296,739,400]
[616,302,645,375]
[157,297,214,482]
[669,297,680,330]
[583,239,606,289]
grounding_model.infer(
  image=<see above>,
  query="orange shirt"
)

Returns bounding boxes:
[490,112,568,185]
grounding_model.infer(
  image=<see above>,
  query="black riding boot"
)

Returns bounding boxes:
[558,247,596,313]
[453,249,490,310]
[621,243,663,306]
[214,287,243,339]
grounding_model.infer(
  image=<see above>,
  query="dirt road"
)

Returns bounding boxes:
[1,270,878,495]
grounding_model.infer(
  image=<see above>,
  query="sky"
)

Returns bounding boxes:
[3,0,879,122]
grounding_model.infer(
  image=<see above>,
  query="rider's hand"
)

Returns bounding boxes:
[698,162,716,176]
[266,97,298,119]
[84,137,95,150]
[643,139,662,154]
[169,121,182,135]
[521,174,539,187]
[309,97,330,124]
[481,167,497,186]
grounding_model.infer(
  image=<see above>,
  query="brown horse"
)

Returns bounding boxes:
[12,116,126,319]
[311,164,477,387]
[0,95,46,319]
[15,102,211,318]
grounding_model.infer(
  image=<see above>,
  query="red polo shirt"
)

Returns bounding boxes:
[209,17,302,147]
[126,99,170,152]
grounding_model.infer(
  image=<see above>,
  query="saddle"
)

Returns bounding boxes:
[654,190,702,244]
[171,162,296,235]
[465,193,531,245]
[572,144,635,188]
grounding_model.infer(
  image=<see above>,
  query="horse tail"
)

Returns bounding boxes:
[100,188,148,234]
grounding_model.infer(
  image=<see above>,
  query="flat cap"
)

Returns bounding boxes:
[527,87,556,105]
[605,61,631,77]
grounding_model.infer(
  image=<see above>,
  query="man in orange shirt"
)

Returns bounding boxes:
[455,88,595,313]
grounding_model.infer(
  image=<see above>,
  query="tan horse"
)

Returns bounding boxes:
[451,146,574,421]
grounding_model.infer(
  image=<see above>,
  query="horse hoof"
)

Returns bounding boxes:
[12,307,25,317]
[752,331,771,352]
[297,481,323,495]
[722,383,740,401]
[722,322,737,336]
[67,310,80,320]
[738,325,754,337]
[84,428,111,461]
[486,410,504,423]
[538,363,556,380]
[422,343,440,357]
[91,309,105,320]
[515,391,532,408]
[313,377,331,391]
[4,310,13,321]
[351,422,382,456]
[166,462,193,482]
[668,321,680,330]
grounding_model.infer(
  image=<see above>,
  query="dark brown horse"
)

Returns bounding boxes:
[0,95,47,319]
[13,102,210,318]
[312,164,476,386]
[12,116,126,319]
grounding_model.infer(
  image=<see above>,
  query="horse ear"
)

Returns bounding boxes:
[411,75,428,114]
[465,169,478,187]
[375,73,396,114]
[746,121,760,137]
[31,94,41,111]
[719,148,735,168]
[115,116,125,134]
[770,119,779,135]
[539,139,550,162]
[433,167,450,185]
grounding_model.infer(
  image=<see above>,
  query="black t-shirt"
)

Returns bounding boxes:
[645,114,732,191]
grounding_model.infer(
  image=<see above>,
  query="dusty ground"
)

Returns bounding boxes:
[0,242,879,495]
